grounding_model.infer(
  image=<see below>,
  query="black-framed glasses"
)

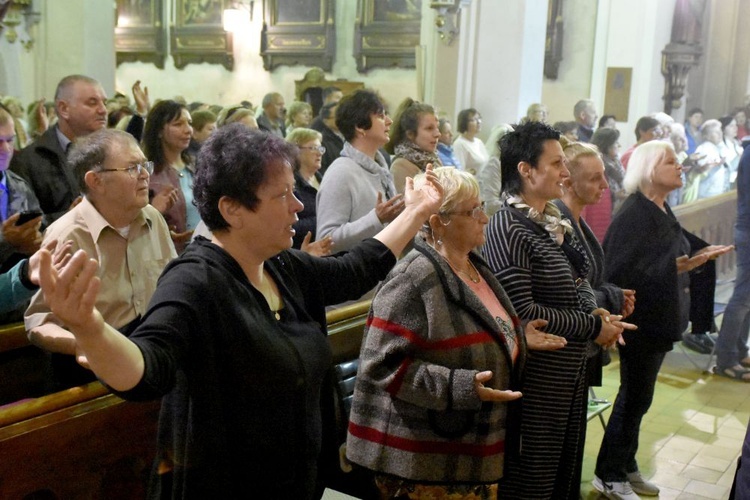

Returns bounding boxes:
[442,202,486,220]
[98,161,154,178]
[299,145,326,154]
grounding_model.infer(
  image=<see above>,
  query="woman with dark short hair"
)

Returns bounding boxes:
[453,108,489,175]
[482,121,633,499]
[34,125,444,500]
[316,89,405,252]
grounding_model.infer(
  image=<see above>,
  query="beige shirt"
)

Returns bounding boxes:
[25,197,177,332]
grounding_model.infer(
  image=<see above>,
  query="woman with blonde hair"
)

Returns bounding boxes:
[285,101,313,133]
[347,166,565,499]
[554,140,635,388]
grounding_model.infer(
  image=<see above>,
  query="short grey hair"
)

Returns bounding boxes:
[69,128,137,194]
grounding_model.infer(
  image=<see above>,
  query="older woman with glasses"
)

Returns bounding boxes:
[482,121,633,499]
[347,167,565,499]
[285,128,332,256]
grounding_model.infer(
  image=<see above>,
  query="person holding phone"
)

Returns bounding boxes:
[0,106,44,277]
[316,90,405,252]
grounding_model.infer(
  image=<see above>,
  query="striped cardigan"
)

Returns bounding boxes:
[346,238,527,484]
[482,204,601,499]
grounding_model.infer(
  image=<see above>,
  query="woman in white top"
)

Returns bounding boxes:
[719,115,743,185]
[452,108,489,175]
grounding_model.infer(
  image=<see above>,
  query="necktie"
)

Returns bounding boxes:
[0,183,8,222]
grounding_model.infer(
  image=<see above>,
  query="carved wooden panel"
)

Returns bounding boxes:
[260,0,335,71]
[115,0,167,69]
[171,0,234,70]
[354,0,422,73]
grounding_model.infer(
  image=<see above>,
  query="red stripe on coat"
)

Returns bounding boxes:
[348,421,505,457]
[368,316,495,350]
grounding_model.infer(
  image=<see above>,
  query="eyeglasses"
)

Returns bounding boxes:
[299,145,326,154]
[374,110,389,120]
[97,161,154,178]
[442,202,486,220]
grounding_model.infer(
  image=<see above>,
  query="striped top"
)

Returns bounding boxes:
[483,206,599,340]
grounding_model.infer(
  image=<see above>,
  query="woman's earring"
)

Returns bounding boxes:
[436,237,443,246]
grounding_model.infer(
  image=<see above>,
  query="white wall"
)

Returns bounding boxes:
[541,0,598,125]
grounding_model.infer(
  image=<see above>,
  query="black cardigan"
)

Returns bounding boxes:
[118,237,395,499]
[603,191,707,353]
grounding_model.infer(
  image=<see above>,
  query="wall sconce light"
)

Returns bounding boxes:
[430,0,470,45]
[223,0,254,33]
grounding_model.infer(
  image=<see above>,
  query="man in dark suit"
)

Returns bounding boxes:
[11,74,107,223]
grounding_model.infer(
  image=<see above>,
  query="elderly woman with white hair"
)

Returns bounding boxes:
[691,118,731,200]
[593,140,733,499]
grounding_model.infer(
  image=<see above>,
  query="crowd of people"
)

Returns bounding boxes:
[0,74,747,499]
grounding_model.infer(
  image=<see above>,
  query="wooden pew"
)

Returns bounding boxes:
[0,300,372,499]
[0,322,53,406]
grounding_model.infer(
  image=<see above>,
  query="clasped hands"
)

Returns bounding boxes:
[593,307,637,349]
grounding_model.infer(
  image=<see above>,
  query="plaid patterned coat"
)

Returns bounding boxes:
[346,239,527,484]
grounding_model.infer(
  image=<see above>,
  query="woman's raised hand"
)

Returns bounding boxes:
[38,248,104,336]
[403,163,444,217]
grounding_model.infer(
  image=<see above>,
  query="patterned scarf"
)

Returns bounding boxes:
[506,195,574,245]
[507,194,591,282]
[394,140,442,171]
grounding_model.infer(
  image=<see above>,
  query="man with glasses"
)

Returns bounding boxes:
[25,129,176,390]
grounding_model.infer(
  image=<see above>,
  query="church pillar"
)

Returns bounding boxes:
[35,0,116,97]
[421,0,547,137]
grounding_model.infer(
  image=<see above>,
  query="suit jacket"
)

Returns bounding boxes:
[0,170,44,268]
[10,125,78,223]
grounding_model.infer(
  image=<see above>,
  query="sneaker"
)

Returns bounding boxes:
[682,331,714,354]
[592,475,641,500]
[627,471,659,496]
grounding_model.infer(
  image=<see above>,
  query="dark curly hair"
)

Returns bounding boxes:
[142,100,192,175]
[500,121,561,195]
[335,89,386,142]
[193,124,297,231]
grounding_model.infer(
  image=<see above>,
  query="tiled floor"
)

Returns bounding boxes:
[581,348,749,499]
[581,280,749,500]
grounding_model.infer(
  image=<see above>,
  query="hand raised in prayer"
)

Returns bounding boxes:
[403,163,444,219]
[37,248,104,336]
[301,232,333,257]
[375,192,405,224]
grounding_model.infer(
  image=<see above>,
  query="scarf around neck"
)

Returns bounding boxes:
[394,140,442,171]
